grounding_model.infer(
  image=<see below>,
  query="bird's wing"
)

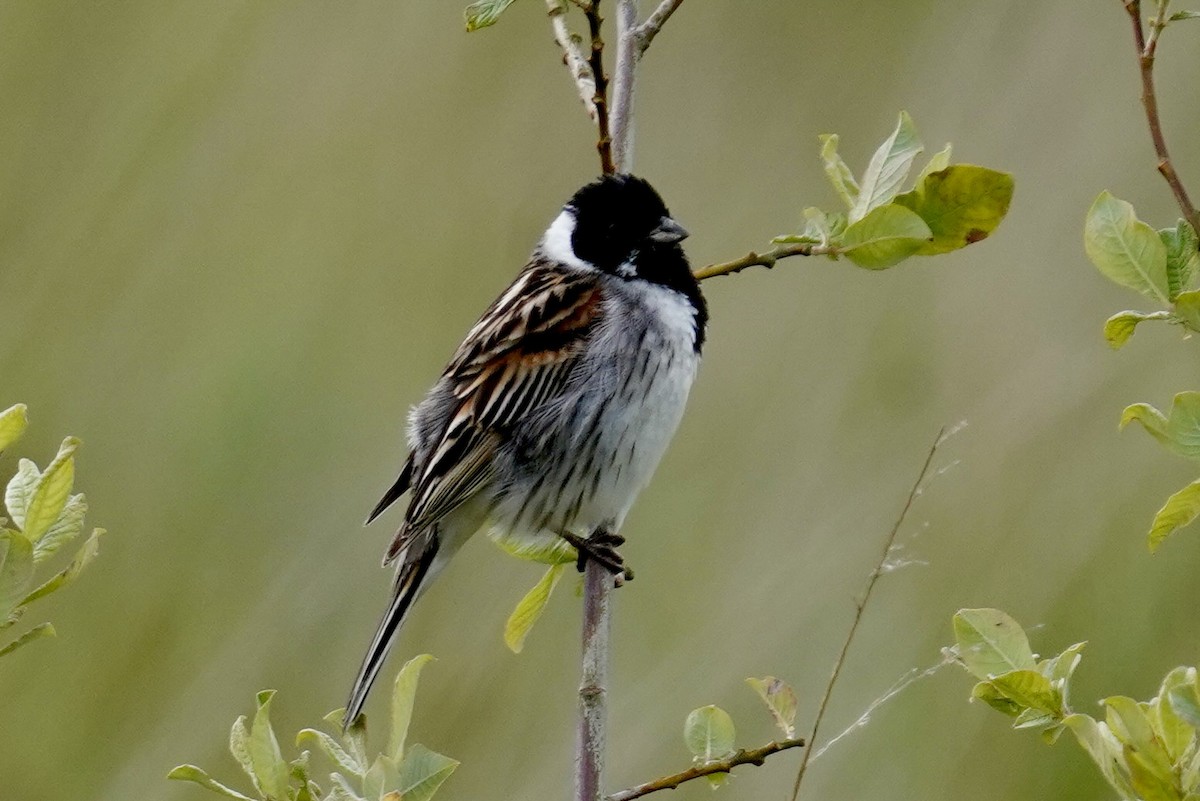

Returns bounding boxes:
[365,455,413,524]
[384,261,603,563]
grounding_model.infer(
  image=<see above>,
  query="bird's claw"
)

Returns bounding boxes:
[560,529,634,585]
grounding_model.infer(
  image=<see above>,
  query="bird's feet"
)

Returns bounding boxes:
[559,529,634,585]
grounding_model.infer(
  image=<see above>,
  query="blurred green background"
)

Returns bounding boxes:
[2,1,1200,799]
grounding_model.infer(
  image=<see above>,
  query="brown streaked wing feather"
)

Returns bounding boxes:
[386,261,603,562]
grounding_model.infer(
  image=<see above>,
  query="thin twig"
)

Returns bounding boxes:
[1122,0,1200,239]
[632,0,685,55]
[546,0,598,122]
[692,243,830,281]
[789,427,947,801]
[582,1,616,175]
[606,738,807,801]
[578,559,614,801]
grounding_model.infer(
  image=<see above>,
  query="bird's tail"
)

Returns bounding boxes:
[343,533,439,728]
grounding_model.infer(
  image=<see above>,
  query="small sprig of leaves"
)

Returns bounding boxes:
[1118,391,1200,550]
[1084,192,1200,348]
[169,655,458,801]
[950,608,1200,801]
[463,0,517,32]
[0,403,104,660]
[768,112,1012,270]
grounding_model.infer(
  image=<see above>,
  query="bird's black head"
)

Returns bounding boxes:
[564,174,691,281]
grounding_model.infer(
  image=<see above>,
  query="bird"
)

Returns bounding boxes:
[344,174,707,725]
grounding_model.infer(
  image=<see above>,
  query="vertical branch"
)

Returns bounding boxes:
[583,2,616,175]
[609,0,639,171]
[788,428,946,801]
[578,559,613,801]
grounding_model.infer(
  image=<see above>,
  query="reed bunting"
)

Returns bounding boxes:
[345,174,707,724]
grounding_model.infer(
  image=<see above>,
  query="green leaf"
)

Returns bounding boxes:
[249,690,291,799]
[1104,311,1167,348]
[296,728,365,779]
[1039,641,1087,708]
[1175,290,1200,332]
[5,459,40,532]
[20,528,102,606]
[1147,477,1200,552]
[389,653,436,761]
[343,710,369,772]
[986,669,1062,716]
[0,531,34,620]
[1154,668,1197,763]
[363,755,399,800]
[895,165,1014,254]
[1121,393,1200,460]
[464,0,517,31]
[0,622,55,658]
[0,404,28,453]
[396,743,460,801]
[1169,683,1200,729]
[167,765,257,800]
[229,716,261,794]
[1106,695,1176,781]
[1085,191,1170,303]
[1064,714,1138,801]
[1161,221,1200,299]
[504,564,564,654]
[1170,10,1200,21]
[839,204,932,269]
[818,134,860,210]
[952,608,1037,679]
[746,676,797,738]
[684,705,736,763]
[971,679,1024,716]
[1127,743,1184,801]
[914,143,952,185]
[33,493,87,564]
[850,111,923,222]
[22,437,79,541]
[488,528,575,565]
[327,773,367,801]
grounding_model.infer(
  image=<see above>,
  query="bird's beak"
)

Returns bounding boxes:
[649,217,689,244]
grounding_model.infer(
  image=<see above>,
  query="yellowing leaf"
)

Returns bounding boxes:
[0,621,55,659]
[0,404,28,453]
[1104,310,1166,348]
[839,204,932,269]
[746,676,797,738]
[1085,191,1170,303]
[504,564,564,653]
[896,165,1014,255]
[390,653,436,761]
[1120,393,1200,461]
[1148,477,1200,551]
[22,437,80,541]
[489,527,575,565]
[1174,290,1200,332]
